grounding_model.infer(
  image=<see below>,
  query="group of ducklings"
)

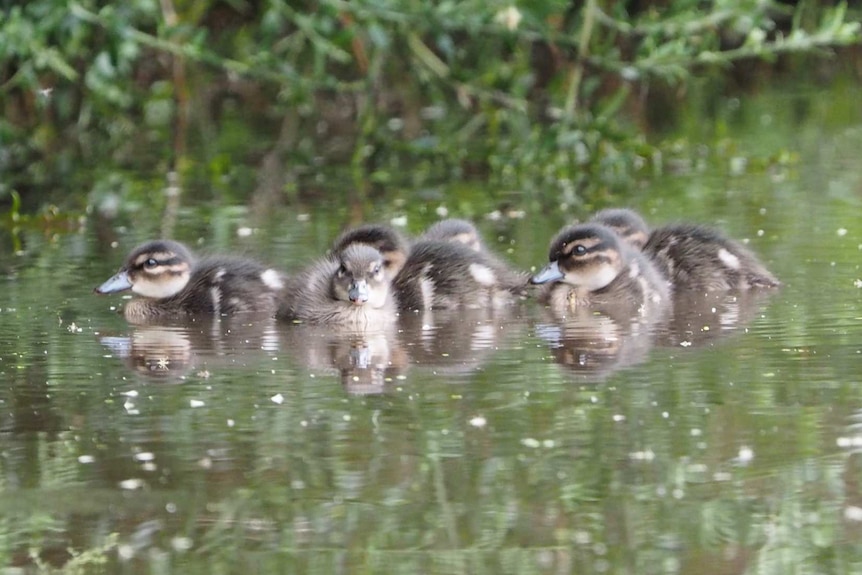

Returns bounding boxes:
[95,209,779,326]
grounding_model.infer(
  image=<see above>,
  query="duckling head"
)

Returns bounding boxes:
[531,224,624,291]
[331,224,409,278]
[422,218,483,252]
[330,244,390,308]
[591,208,650,250]
[95,240,193,300]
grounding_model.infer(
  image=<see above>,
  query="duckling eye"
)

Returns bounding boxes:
[572,245,587,255]
[337,264,347,277]
[145,258,159,268]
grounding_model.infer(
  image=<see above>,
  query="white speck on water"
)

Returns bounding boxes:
[134,452,154,462]
[757,229,764,237]
[837,227,848,236]
[854,279,862,288]
[690,428,702,437]
[119,478,144,490]
[844,506,862,522]
[591,396,598,403]
[435,205,449,217]
[542,439,555,448]
[469,415,487,428]
[271,393,284,405]
[118,544,134,560]
[78,455,95,464]
[166,502,177,513]
[227,419,235,427]
[343,414,351,421]
[236,226,253,237]
[612,414,626,422]
[390,215,408,227]
[521,438,541,448]
[296,213,311,222]
[672,488,684,499]
[629,449,654,461]
[737,445,754,463]
[122,390,138,397]
[190,399,205,408]
[837,436,862,447]
[171,537,193,551]
[662,411,669,419]
[123,400,135,411]
[680,341,692,347]
[300,420,308,427]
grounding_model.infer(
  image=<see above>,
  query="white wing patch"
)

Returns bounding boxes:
[261,269,285,290]
[468,264,497,286]
[718,248,740,270]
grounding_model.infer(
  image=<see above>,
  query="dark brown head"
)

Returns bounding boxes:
[530,224,625,291]
[421,218,483,252]
[591,208,650,250]
[330,244,390,308]
[331,224,409,279]
[95,240,194,300]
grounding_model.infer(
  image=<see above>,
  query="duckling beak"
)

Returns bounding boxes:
[530,261,564,285]
[94,270,133,294]
[348,280,369,305]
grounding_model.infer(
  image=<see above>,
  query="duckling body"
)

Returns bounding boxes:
[277,244,397,328]
[331,224,410,280]
[531,223,669,318]
[94,240,286,323]
[591,208,779,292]
[393,240,528,311]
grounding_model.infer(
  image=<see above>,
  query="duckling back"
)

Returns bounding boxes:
[393,240,528,311]
[643,224,779,292]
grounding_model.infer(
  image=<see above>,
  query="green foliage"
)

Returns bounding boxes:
[0,0,859,211]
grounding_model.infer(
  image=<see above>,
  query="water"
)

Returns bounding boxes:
[3,109,862,573]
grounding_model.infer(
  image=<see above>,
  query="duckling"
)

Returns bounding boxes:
[277,244,397,328]
[94,240,286,323]
[420,218,484,252]
[393,239,529,311]
[591,208,779,291]
[330,223,410,280]
[530,223,669,318]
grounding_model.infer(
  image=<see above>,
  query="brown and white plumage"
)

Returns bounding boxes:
[330,224,410,280]
[277,244,397,328]
[530,223,669,319]
[591,208,780,292]
[393,239,529,311]
[94,240,286,323]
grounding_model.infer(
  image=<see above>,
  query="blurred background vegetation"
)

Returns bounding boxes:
[1,0,860,223]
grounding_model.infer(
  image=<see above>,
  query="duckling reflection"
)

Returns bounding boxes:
[100,326,194,378]
[280,325,408,395]
[394,240,529,311]
[398,307,521,376]
[534,311,656,382]
[591,208,780,292]
[657,288,778,348]
[277,244,397,329]
[99,313,281,379]
[531,223,670,322]
[95,239,286,324]
[331,223,410,280]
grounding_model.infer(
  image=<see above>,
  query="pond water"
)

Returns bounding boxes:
[3,91,862,573]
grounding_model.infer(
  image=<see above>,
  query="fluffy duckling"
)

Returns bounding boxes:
[330,223,410,280]
[277,244,397,328]
[420,218,483,252]
[393,239,528,311]
[591,208,779,291]
[530,223,669,317]
[94,240,286,323]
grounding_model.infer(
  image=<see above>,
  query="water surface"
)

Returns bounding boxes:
[2,100,862,574]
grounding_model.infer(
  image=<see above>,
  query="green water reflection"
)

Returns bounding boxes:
[2,96,862,573]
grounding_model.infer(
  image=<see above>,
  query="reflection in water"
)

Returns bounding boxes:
[398,307,519,376]
[657,290,778,348]
[98,313,280,379]
[534,309,658,382]
[280,325,408,395]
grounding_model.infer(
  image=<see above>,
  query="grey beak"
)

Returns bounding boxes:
[530,261,564,285]
[348,280,369,304]
[95,270,133,294]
